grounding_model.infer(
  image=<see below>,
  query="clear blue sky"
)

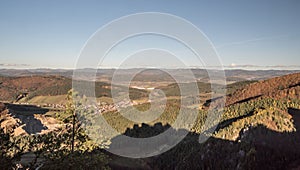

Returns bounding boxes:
[0,0,299,69]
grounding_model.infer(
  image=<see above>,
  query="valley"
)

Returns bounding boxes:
[0,69,300,169]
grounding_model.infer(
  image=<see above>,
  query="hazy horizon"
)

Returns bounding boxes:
[2,64,300,70]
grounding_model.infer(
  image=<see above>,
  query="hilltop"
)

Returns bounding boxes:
[0,75,71,101]
[225,72,300,106]
[0,75,148,103]
[204,72,300,108]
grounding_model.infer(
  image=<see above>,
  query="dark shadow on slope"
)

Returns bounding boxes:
[215,110,255,132]
[204,95,263,109]
[200,109,255,135]
[108,122,186,170]
[6,103,48,134]
[241,108,300,152]
[203,96,223,108]
[107,109,300,170]
[123,122,171,138]
[288,82,300,88]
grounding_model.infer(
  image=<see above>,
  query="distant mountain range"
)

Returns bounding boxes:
[0,68,299,82]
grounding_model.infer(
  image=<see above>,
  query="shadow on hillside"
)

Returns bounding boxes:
[107,108,300,170]
[215,110,255,132]
[239,108,300,151]
[6,103,48,134]
[107,122,178,170]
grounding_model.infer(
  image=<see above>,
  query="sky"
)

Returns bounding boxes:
[0,0,299,69]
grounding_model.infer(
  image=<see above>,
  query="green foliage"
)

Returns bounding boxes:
[26,82,71,100]
[158,82,219,97]
[0,89,111,169]
[1,78,300,169]
[42,150,110,170]
[102,99,181,133]
[0,128,14,169]
[214,98,300,141]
